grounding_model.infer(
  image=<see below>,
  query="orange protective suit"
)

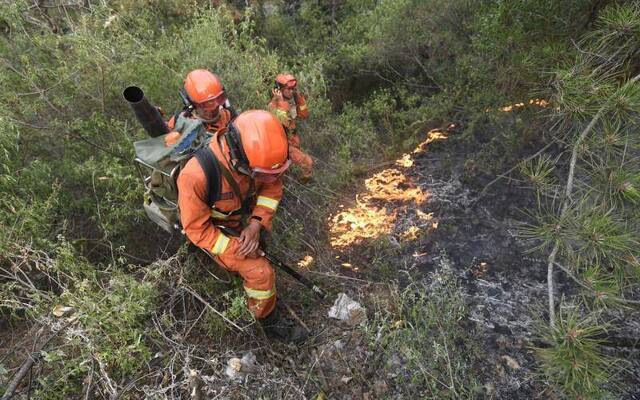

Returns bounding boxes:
[268,93,313,179]
[176,130,282,319]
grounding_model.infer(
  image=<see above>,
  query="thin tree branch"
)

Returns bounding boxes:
[1,322,71,400]
[181,284,245,332]
[478,139,557,198]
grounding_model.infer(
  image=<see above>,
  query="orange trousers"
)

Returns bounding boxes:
[288,134,313,179]
[214,236,276,319]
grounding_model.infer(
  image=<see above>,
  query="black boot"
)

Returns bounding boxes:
[260,306,308,344]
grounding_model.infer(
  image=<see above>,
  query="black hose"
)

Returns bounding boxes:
[123,86,169,138]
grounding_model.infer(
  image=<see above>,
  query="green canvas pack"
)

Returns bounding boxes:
[134,114,211,233]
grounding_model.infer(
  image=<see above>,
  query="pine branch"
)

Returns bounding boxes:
[546,72,640,327]
[553,262,640,307]
[477,139,557,199]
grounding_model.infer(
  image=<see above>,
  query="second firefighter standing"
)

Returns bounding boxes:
[268,73,314,182]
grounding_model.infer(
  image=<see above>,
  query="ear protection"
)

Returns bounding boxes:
[179,88,194,116]
[224,123,251,175]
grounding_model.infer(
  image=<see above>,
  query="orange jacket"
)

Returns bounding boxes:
[268,92,308,132]
[168,108,232,135]
[176,131,283,254]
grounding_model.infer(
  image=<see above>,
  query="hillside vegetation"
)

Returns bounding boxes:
[0,0,639,398]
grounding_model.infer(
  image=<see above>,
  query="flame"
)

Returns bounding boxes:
[499,102,525,112]
[529,98,548,107]
[416,209,433,222]
[413,129,448,155]
[401,226,421,241]
[488,98,550,113]
[364,169,426,204]
[328,129,446,248]
[396,153,414,168]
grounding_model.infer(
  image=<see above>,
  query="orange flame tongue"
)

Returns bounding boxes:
[328,129,447,249]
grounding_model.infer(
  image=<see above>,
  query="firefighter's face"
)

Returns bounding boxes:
[281,86,294,100]
[195,99,221,121]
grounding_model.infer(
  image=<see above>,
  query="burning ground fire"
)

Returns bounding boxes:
[328,129,447,249]
[486,98,550,113]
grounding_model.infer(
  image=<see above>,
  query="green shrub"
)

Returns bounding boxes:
[365,260,483,398]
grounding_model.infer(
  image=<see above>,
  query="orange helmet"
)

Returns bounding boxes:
[226,110,290,182]
[183,69,227,108]
[274,73,297,89]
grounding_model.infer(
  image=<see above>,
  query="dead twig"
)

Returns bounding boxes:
[2,322,71,400]
[282,302,310,332]
[477,139,557,199]
[181,284,245,332]
[188,369,203,400]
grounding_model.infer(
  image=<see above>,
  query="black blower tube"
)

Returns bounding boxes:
[123,86,169,138]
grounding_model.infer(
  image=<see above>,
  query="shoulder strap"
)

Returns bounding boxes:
[218,162,254,215]
[194,146,221,206]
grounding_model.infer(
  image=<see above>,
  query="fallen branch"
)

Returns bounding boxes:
[2,322,70,400]
[182,284,245,332]
[282,302,310,332]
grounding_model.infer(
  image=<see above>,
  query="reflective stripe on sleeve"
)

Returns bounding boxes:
[244,286,275,300]
[298,104,308,111]
[211,232,230,255]
[256,196,279,211]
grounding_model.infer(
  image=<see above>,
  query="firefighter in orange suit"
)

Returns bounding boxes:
[268,73,313,181]
[177,109,307,344]
[168,69,232,135]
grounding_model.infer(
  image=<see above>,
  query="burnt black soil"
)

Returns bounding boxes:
[395,132,640,399]
[256,127,640,399]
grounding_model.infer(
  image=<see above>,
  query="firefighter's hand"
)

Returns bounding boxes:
[272,88,283,100]
[245,248,262,259]
[238,220,261,256]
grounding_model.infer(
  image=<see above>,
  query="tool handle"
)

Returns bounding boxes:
[262,253,327,300]
[214,225,327,300]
